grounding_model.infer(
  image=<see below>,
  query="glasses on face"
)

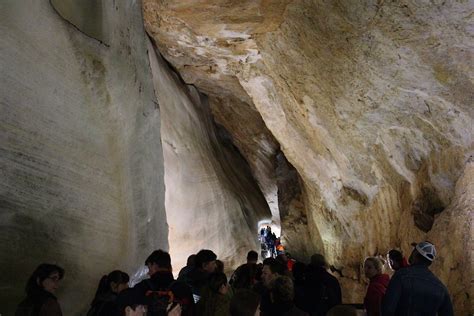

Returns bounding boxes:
[46,275,61,283]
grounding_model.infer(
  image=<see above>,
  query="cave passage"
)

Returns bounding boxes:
[1,0,472,315]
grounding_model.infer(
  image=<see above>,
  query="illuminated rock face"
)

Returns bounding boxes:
[143,0,473,312]
[147,44,271,273]
[0,0,167,314]
[1,1,271,314]
[1,0,472,314]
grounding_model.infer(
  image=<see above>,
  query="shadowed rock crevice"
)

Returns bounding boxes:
[49,0,109,46]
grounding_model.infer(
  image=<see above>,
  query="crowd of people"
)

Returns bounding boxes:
[260,226,286,258]
[15,241,454,316]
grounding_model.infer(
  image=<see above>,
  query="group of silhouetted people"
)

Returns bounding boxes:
[15,241,454,316]
[260,226,283,258]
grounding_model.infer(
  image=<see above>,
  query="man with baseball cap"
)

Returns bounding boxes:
[382,241,453,315]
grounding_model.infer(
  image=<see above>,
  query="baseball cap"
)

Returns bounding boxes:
[414,241,437,261]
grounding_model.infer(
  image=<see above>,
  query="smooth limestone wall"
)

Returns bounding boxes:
[1,0,167,314]
[147,42,271,272]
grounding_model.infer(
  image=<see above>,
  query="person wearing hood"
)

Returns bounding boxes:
[364,257,390,316]
[15,263,65,316]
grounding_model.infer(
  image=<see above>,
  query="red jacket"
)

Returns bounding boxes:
[364,273,390,316]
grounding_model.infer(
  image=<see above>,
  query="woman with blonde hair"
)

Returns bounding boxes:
[363,257,389,316]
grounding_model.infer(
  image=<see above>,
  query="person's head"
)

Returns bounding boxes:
[215,260,224,274]
[230,289,260,316]
[93,270,129,301]
[292,262,306,282]
[310,253,327,268]
[364,257,383,279]
[26,263,65,295]
[255,263,264,282]
[276,253,288,264]
[270,276,294,304]
[209,272,229,295]
[186,254,196,267]
[387,249,404,271]
[409,241,436,266]
[117,288,147,316]
[247,250,258,264]
[262,258,285,288]
[233,263,258,290]
[145,249,172,276]
[195,249,217,273]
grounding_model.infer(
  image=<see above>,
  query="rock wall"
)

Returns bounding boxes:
[427,157,473,314]
[143,0,473,312]
[1,0,167,314]
[147,41,271,272]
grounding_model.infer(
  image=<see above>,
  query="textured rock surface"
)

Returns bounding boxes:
[143,0,284,223]
[147,43,271,271]
[143,0,473,311]
[427,157,473,314]
[1,0,167,314]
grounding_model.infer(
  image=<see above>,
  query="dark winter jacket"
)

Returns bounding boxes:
[15,288,63,316]
[87,292,118,316]
[180,268,211,299]
[134,271,175,316]
[134,271,175,295]
[381,264,453,316]
[364,273,390,316]
[303,266,342,315]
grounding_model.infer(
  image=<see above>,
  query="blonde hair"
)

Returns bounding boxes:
[364,257,383,274]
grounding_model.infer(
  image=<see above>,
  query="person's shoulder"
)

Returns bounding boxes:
[133,278,151,293]
[392,266,411,278]
[39,298,62,316]
[323,270,340,283]
[379,273,390,283]
[235,263,246,272]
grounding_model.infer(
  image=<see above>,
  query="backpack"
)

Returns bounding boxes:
[145,279,173,316]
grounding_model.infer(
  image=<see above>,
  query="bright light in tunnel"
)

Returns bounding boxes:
[258,219,281,237]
